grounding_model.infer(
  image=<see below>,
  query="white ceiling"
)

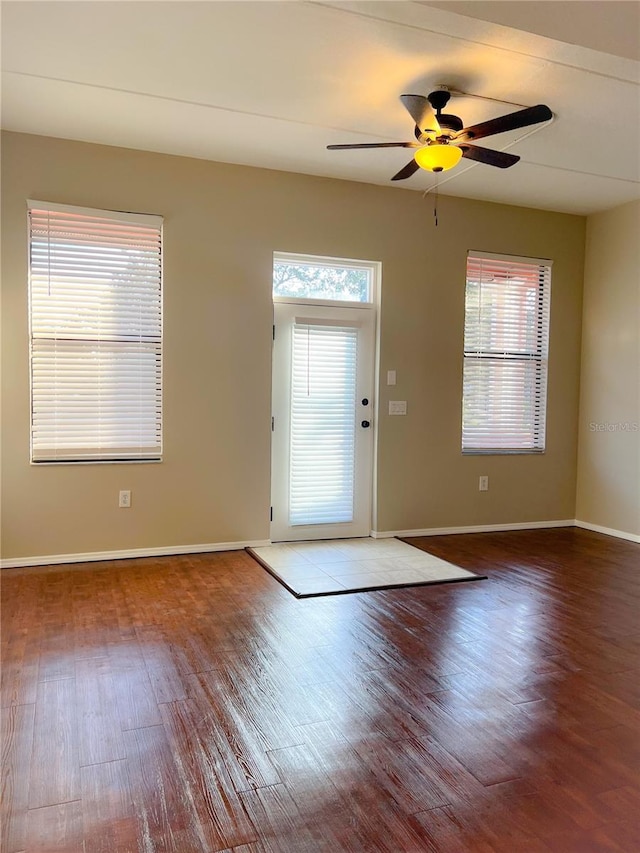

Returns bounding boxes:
[2,1,639,215]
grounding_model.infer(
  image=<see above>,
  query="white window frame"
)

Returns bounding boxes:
[27,199,163,465]
[273,251,378,309]
[462,250,552,455]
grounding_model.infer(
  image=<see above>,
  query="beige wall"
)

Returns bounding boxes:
[576,200,640,537]
[1,132,586,561]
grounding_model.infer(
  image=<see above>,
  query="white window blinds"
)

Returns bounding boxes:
[462,252,551,453]
[289,322,357,525]
[28,201,163,462]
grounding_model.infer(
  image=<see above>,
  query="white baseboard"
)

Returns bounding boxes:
[0,539,272,570]
[574,520,640,544]
[5,519,636,569]
[371,519,575,538]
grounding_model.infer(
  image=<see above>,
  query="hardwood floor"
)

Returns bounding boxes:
[2,528,639,852]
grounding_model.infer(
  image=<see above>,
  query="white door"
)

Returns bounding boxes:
[271,302,375,541]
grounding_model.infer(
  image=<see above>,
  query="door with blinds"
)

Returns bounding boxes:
[271,302,375,542]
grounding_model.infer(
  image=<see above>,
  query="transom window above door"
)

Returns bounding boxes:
[273,252,377,306]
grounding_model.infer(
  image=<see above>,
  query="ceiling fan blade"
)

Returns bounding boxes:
[400,95,441,135]
[456,104,552,143]
[327,142,420,150]
[458,144,520,168]
[391,159,420,181]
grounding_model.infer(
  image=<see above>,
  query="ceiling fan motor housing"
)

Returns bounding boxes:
[425,91,463,140]
[436,114,463,134]
[414,112,463,143]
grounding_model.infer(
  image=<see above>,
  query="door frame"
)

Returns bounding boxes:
[270,254,381,543]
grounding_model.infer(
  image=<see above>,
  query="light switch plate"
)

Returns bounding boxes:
[387,370,396,386]
[389,400,407,415]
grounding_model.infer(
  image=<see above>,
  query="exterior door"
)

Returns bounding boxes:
[271,302,375,541]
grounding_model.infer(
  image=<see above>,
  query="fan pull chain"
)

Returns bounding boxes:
[421,174,441,225]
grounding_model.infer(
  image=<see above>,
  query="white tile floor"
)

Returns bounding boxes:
[248,538,482,597]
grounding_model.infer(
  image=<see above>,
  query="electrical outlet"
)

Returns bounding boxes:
[479,476,489,492]
[119,490,131,508]
[389,400,407,415]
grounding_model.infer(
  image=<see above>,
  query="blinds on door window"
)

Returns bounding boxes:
[289,322,357,525]
[29,201,163,462]
[462,252,552,453]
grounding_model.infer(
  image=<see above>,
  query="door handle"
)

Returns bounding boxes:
[361,420,371,428]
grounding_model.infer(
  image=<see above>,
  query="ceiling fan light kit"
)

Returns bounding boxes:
[414,142,463,172]
[327,88,552,182]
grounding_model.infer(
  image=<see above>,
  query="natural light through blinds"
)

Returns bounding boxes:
[462,252,551,453]
[289,322,357,525]
[29,201,163,462]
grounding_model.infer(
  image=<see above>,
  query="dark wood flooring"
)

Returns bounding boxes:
[2,527,640,852]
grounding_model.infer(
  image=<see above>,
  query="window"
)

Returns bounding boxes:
[273,252,374,304]
[289,321,358,525]
[462,251,551,454]
[28,201,163,462]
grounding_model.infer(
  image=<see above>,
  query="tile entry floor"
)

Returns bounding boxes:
[247,537,484,597]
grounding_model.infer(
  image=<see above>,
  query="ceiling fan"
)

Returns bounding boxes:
[327,89,553,181]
